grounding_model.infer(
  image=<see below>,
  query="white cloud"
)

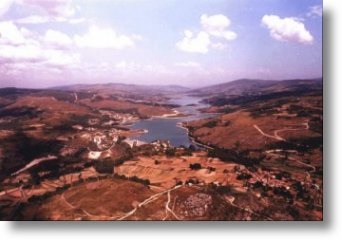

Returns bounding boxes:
[201,14,230,33]
[0,0,14,17]
[115,61,140,71]
[18,0,76,17]
[307,5,323,18]
[114,61,170,76]
[201,14,237,40]
[74,25,137,50]
[68,18,85,24]
[0,20,79,72]
[211,42,227,50]
[0,20,141,77]
[262,15,314,44]
[0,0,76,18]
[176,30,210,54]
[0,21,31,45]
[0,42,79,67]
[177,14,236,53]
[175,61,201,68]
[0,44,42,62]
[15,15,86,25]
[115,61,127,69]
[44,29,73,48]
[15,15,50,24]
[44,49,79,67]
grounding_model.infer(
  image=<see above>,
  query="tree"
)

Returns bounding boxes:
[165,148,176,157]
[234,141,241,152]
[189,163,202,170]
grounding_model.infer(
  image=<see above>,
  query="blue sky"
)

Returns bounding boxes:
[0,0,322,88]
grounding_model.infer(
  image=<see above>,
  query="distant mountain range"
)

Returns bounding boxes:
[49,78,324,95]
[189,78,322,96]
[0,78,322,96]
[52,83,190,94]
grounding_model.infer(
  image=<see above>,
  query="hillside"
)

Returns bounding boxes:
[190,78,322,97]
[53,83,190,95]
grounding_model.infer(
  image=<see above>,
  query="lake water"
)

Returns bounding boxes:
[130,95,216,147]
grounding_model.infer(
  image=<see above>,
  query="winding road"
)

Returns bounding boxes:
[58,184,183,220]
[73,92,78,103]
[118,184,182,220]
[253,122,309,142]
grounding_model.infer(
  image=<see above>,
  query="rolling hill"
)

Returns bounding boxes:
[190,78,322,97]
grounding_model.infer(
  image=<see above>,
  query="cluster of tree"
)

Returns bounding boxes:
[273,186,293,202]
[165,148,176,157]
[251,181,294,204]
[207,183,232,195]
[236,172,252,180]
[202,120,217,128]
[207,166,216,172]
[267,136,322,153]
[185,178,200,185]
[94,142,133,174]
[114,174,150,186]
[182,148,193,156]
[291,181,316,206]
[177,145,196,156]
[29,160,60,185]
[274,171,291,180]
[0,107,42,118]
[249,106,280,118]
[132,144,158,157]
[189,163,202,170]
[208,147,265,167]
[1,132,62,176]
[309,117,323,134]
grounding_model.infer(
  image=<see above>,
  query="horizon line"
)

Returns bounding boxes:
[0,76,323,91]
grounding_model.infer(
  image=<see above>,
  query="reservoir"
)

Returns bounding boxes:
[130,95,216,147]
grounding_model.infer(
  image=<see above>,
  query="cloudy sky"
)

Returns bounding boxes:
[0,0,322,88]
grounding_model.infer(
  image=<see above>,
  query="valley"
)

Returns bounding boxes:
[0,79,323,220]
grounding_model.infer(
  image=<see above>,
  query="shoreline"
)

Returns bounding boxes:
[177,122,214,150]
[152,109,182,119]
[128,96,218,149]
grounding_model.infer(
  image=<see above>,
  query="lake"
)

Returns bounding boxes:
[130,95,216,147]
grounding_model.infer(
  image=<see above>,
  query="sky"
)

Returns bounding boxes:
[0,0,322,88]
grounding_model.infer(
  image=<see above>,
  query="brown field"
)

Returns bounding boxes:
[185,110,320,150]
[0,79,323,221]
